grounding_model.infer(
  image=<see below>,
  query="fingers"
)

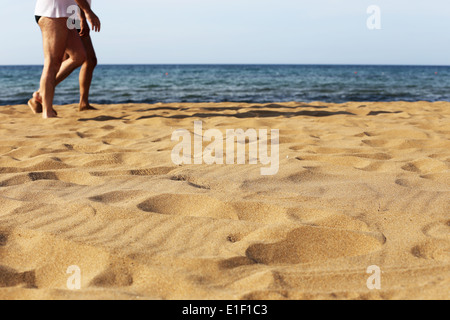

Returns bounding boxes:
[91,18,100,32]
[92,15,101,32]
[86,12,101,32]
[79,29,90,37]
[79,23,90,37]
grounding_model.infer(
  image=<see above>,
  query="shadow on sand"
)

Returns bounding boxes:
[78,103,355,122]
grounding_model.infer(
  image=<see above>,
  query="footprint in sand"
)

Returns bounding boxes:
[0,231,8,246]
[89,191,147,204]
[0,266,36,288]
[423,220,450,241]
[402,159,448,175]
[401,163,421,173]
[89,262,134,288]
[245,226,384,265]
[0,172,59,188]
[137,194,238,220]
[411,240,449,262]
[286,207,371,232]
[0,229,122,290]
[137,194,294,223]
[89,166,175,177]
[395,178,417,188]
[411,221,450,262]
[362,139,390,148]
[0,171,105,188]
[0,231,36,288]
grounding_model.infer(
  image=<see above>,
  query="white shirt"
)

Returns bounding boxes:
[35,0,88,18]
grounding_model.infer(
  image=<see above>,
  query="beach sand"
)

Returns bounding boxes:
[0,101,448,300]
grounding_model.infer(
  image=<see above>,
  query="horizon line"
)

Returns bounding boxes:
[1,63,450,67]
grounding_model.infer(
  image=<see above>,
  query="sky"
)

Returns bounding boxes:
[1,0,450,65]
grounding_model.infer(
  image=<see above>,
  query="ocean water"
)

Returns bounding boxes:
[0,64,450,105]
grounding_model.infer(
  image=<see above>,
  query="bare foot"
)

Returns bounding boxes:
[28,98,43,114]
[42,108,58,119]
[34,92,59,116]
[79,104,98,112]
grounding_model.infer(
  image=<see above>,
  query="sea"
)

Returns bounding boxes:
[1,64,449,105]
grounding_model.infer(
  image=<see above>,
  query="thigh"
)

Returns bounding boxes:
[80,34,97,62]
[39,17,69,63]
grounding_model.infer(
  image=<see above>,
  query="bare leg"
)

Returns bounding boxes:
[79,34,98,111]
[32,29,86,115]
[38,18,69,118]
[54,32,87,86]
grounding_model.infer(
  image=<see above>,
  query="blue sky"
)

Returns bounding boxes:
[2,0,450,65]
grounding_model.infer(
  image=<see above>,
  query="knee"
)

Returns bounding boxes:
[73,51,87,68]
[85,56,98,69]
[44,57,63,75]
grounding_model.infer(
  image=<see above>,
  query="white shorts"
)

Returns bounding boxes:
[35,0,78,18]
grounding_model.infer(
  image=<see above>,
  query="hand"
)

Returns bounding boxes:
[79,18,90,37]
[85,10,101,32]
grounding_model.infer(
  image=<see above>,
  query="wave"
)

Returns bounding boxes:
[1,65,449,105]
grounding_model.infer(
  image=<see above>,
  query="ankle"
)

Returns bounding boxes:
[34,91,42,103]
[79,102,90,109]
[42,109,57,118]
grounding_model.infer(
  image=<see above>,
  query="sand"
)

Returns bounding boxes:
[0,101,448,300]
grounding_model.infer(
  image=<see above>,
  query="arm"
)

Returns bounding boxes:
[78,10,89,37]
[75,0,101,32]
